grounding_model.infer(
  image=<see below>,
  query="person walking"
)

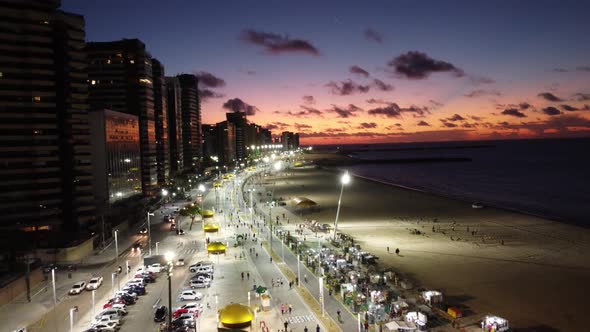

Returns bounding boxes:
[395,248,400,255]
[337,310,341,322]
[387,246,389,253]
[288,304,292,314]
[284,321,289,331]
[316,324,320,332]
[247,272,250,280]
[304,326,308,332]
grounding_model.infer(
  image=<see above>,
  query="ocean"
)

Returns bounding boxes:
[318,138,590,226]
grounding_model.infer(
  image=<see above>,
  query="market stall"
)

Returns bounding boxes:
[481,315,509,332]
[405,311,427,331]
[421,290,443,306]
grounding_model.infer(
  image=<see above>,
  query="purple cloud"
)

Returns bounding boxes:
[349,65,370,77]
[372,79,394,92]
[240,29,320,56]
[501,108,527,118]
[327,104,363,118]
[194,71,226,88]
[222,98,260,116]
[326,80,370,95]
[302,95,316,105]
[537,92,564,102]
[464,89,502,98]
[364,28,383,43]
[542,106,562,116]
[387,51,464,79]
[417,120,430,126]
[358,122,378,129]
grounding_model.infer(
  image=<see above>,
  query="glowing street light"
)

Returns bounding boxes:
[333,171,351,241]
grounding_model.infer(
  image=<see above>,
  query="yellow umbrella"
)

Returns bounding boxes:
[203,223,219,233]
[219,303,254,328]
[293,197,317,208]
[201,209,214,218]
[207,242,226,254]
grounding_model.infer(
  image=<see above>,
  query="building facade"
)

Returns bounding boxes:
[151,59,169,186]
[177,74,201,171]
[226,112,248,161]
[165,76,183,176]
[86,38,157,196]
[0,0,96,245]
[89,109,141,206]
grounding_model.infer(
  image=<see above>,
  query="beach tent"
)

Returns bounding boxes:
[201,209,214,218]
[207,241,226,254]
[292,197,318,208]
[203,223,219,233]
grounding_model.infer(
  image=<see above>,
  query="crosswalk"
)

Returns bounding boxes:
[284,314,316,325]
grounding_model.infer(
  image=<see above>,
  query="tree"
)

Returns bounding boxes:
[179,204,201,230]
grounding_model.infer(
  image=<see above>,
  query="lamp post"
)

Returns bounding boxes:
[333,171,351,241]
[155,242,160,255]
[165,252,175,330]
[319,276,325,317]
[147,211,155,255]
[69,307,77,332]
[297,254,301,287]
[198,184,205,230]
[111,272,117,296]
[125,260,129,280]
[51,268,57,306]
[92,289,96,316]
[114,229,119,263]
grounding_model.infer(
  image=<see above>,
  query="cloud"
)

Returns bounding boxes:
[199,89,224,101]
[194,71,226,88]
[294,123,312,130]
[349,65,370,77]
[372,79,394,91]
[572,93,590,101]
[576,66,590,72]
[464,89,502,98]
[327,104,363,118]
[445,114,466,122]
[470,115,484,121]
[285,105,324,118]
[387,51,464,79]
[542,106,561,116]
[240,29,320,56]
[519,102,532,110]
[501,108,527,118]
[363,28,383,43]
[553,68,569,72]
[325,80,370,95]
[560,104,579,111]
[469,76,496,85]
[367,102,430,119]
[492,114,590,136]
[537,92,564,102]
[302,95,316,105]
[265,121,289,131]
[222,98,260,116]
[429,100,444,108]
[440,121,458,128]
[417,120,430,126]
[366,98,390,104]
[358,122,378,129]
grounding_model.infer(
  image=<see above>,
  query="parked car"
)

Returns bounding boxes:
[189,262,213,273]
[96,308,127,319]
[132,241,142,252]
[123,284,145,296]
[179,290,202,301]
[154,305,167,322]
[189,279,210,289]
[176,229,185,235]
[90,323,118,332]
[115,290,137,300]
[139,227,148,234]
[86,277,103,290]
[91,315,121,327]
[191,274,212,283]
[135,273,156,283]
[69,281,86,295]
[176,258,185,266]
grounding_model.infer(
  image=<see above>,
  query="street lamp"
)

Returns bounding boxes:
[111,272,117,296]
[147,212,155,255]
[69,307,78,332]
[155,242,160,255]
[333,171,351,241]
[114,229,119,263]
[165,251,175,329]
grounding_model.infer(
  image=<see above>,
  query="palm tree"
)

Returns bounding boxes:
[180,204,201,230]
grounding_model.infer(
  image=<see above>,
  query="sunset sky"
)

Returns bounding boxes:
[64,0,590,145]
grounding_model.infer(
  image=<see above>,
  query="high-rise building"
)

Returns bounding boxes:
[216,121,236,165]
[165,76,183,176]
[86,38,157,195]
[89,109,141,204]
[152,59,169,186]
[177,74,201,171]
[0,0,96,245]
[226,111,248,161]
[281,131,299,150]
[201,124,217,162]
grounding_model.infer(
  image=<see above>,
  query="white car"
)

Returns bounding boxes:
[179,290,202,301]
[69,281,86,295]
[86,277,103,290]
[115,290,137,300]
[91,315,121,327]
[189,279,210,289]
[91,322,118,331]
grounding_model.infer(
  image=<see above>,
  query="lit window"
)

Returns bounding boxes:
[33,96,41,102]
[116,53,122,57]
[41,21,49,24]
[139,78,152,85]
[130,59,135,64]
[0,72,3,78]
[107,59,111,64]
[91,80,96,85]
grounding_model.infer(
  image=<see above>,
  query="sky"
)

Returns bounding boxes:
[63,0,590,145]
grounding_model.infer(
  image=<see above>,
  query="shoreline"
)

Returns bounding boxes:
[273,155,590,331]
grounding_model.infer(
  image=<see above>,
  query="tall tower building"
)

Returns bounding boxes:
[0,0,96,245]
[86,39,157,195]
[152,59,169,186]
[177,74,201,171]
[165,76,183,176]
[226,111,248,161]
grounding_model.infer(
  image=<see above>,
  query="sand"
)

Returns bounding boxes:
[268,153,590,331]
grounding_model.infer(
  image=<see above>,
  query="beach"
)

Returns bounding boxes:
[271,152,590,331]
